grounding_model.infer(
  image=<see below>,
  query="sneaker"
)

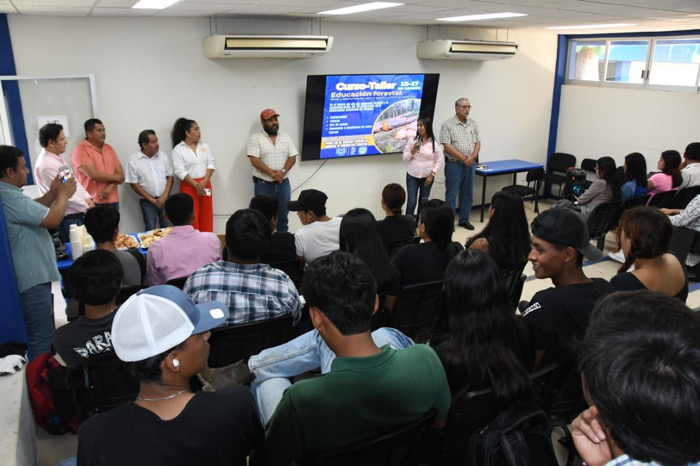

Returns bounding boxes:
[459,221,475,230]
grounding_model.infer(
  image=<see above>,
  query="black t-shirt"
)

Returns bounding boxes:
[377,216,417,244]
[77,386,263,466]
[392,241,463,287]
[54,312,116,368]
[260,232,297,265]
[522,278,615,367]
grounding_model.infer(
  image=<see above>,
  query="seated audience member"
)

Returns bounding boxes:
[84,205,145,287]
[621,152,649,203]
[574,156,621,216]
[678,141,700,189]
[647,149,682,203]
[146,193,221,285]
[465,190,530,273]
[248,195,296,265]
[340,208,399,309]
[184,209,301,327]
[376,183,417,244]
[429,249,533,401]
[287,189,341,266]
[662,194,700,268]
[611,206,687,301]
[77,285,263,465]
[572,291,700,466]
[54,250,122,368]
[264,253,450,465]
[522,208,614,371]
[392,199,463,287]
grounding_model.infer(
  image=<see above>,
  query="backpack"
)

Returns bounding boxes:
[467,405,574,466]
[26,353,79,435]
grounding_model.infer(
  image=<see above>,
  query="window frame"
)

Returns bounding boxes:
[564,31,700,93]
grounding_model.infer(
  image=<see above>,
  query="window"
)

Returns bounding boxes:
[649,38,700,87]
[565,34,700,92]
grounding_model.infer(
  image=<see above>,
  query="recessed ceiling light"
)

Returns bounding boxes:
[132,0,179,9]
[547,23,634,30]
[318,2,404,15]
[437,12,527,22]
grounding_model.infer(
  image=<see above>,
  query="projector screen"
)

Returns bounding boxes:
[301,73,440,162]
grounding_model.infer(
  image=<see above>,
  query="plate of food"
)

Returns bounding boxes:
[137,227,173,249]
[115,233,140,249]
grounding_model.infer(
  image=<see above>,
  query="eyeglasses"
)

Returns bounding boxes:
[458,105,473,109]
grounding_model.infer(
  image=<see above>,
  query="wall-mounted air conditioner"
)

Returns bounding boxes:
[204,35,334,59]
[416,40,518,61]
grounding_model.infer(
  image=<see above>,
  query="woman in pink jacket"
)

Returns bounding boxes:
[402,116,444,220]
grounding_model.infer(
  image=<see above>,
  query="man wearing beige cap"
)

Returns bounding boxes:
[247,108,298,233]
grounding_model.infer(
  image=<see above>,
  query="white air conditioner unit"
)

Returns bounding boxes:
[204,35,334,59]
[416,40,518,61]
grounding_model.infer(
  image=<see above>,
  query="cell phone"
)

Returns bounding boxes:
[58,165,72,183]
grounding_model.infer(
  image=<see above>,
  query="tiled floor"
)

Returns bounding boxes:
[37,198,698,465]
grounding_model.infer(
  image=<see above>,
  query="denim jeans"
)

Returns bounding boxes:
[19,283,54,361]
[248,327,414,424]
[406,173,433,219]
[139,198,171,231]
[444,160,475,222]
[254,178,291,233]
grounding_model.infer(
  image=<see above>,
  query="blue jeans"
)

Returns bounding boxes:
[254,178,291,233]
[444,160,475,222]
[58,214,84,244]
[19,283,54,361]
[139,198,171,231]
[248,327,414,424]
[406,173,433,219]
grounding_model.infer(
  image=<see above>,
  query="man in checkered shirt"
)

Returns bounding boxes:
[184,208,301,327]
[439,97,481,230]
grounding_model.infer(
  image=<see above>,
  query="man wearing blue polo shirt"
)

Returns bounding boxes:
[0,145,76,359]
[440,98,481,230]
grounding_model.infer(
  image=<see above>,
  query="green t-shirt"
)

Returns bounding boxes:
[264,344,451,465]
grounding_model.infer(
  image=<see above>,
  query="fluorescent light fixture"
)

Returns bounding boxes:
[132,0,179,9]
[318,2,403,15]
[437,12,527,22]
[547,23,634,30]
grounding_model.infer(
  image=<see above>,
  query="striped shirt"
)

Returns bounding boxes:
[439,116,480,161]
[184,260,301,326]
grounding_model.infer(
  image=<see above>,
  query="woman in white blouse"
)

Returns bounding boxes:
[402,117,444,220]
[171,118,215,232]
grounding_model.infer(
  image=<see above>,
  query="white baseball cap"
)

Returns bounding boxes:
[111,285,227,362]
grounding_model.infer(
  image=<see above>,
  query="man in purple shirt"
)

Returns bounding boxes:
[146,193,221,285]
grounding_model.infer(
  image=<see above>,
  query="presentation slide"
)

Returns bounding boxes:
[320,74,426,159]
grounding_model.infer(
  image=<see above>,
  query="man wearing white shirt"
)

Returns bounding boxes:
[125,130,173,231]
[247,108,298,233]
[34,123,94,242]
[678,142,700,189]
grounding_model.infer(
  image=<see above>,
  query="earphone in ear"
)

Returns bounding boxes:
[172,359,180,367]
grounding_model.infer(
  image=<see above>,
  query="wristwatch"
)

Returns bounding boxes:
[282,169,288,176]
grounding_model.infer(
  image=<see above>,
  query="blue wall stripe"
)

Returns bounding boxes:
[544,34,569,196]
[0,14,32,184]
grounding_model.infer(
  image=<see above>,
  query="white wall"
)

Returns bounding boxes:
[8,15,558,234]
[556,84,700,168]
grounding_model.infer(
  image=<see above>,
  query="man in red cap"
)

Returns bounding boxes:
[247,108,298,233]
